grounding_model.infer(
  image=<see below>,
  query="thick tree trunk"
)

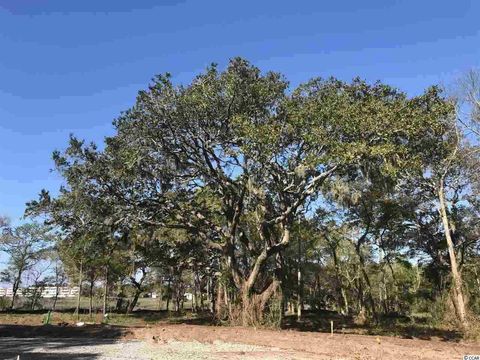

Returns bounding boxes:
[126,269,146,314]
[240,279,281,326]
[438,183,468,327]
[10,277,21,310]
[127,288,141,314]
[218,224,291,326]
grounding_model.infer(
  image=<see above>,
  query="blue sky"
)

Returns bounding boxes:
[0,0,479,224]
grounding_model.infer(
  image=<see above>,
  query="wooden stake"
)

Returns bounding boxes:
[330,320,333,336]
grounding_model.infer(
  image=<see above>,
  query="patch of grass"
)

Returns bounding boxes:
[1,296,171,313]
[282,310,463,341]
[1,308,213,329]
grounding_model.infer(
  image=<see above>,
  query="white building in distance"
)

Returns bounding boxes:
[0,286,79,298]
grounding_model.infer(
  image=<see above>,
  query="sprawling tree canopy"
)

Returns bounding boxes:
[24,59,478,329]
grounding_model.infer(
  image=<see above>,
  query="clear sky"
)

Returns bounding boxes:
[0,0,479,224]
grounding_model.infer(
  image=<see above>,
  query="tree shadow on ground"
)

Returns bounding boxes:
[0,338,109,360]
[130,309,216,326]
[0,324,131,338]
[282,310,463,342]
[0,324,131,360]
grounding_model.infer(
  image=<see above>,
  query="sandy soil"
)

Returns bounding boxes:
[0,337,298,360]
[1,322,479,359]
[133,324,480,360]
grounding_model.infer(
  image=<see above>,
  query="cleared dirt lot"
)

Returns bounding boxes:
[0,337,299,360]
[134,324,480,360]
[0,323,479,359]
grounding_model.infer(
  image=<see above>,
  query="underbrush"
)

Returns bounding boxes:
[0,306,476,342]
